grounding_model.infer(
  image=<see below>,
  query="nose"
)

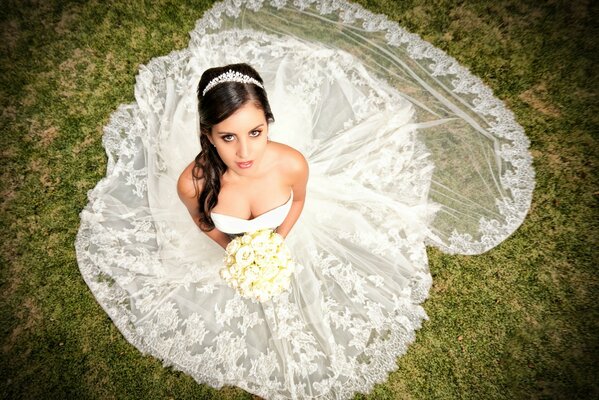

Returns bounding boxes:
[236,138,249,159]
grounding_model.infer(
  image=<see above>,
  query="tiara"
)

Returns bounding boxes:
[201,70,264,96]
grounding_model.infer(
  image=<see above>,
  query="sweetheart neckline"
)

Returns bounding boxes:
[210,191,293,222]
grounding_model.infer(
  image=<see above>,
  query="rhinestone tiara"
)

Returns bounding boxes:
[201,70,264,96]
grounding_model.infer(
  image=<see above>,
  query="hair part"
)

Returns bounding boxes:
[193,63,274,231]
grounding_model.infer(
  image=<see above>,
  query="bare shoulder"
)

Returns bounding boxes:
[270,142,308,178]
[177,160,202,200]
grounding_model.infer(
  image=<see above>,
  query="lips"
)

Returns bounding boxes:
[236,160,253,169]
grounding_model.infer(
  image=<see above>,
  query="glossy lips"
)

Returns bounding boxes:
[236,160,253,169]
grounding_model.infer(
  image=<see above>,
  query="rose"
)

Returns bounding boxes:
[235,245,255,267]
[226,238,241,255]
[250,229,271,252]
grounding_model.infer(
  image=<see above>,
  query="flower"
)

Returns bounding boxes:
[250,229,271,252]
[220,228,296,302]
[226,238,241,254]
[235,245,255,267]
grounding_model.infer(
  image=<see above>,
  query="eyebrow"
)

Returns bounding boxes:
[216,124,264,136]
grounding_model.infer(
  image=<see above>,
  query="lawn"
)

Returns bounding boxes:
[1,0,597,399]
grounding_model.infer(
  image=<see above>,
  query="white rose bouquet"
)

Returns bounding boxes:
[219,228,295,302]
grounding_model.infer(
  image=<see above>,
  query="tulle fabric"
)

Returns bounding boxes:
[75,1,535,399]
[190,0,535,254]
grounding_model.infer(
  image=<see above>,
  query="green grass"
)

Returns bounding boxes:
[1,0,597,399]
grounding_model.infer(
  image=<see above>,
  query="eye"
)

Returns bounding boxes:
[249,130,262,137]
[222,135,235,142]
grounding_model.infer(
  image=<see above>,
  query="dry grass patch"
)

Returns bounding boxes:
[0,19,21,53]
[72,132,98,155]
[519,83,562,118]
[38,126,60,148]
[2,296,43,354]
[55,5,80,35]
[58,47,96,98]
[2,105,17,121]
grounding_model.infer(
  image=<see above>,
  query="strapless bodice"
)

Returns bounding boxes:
[211,191,293,234]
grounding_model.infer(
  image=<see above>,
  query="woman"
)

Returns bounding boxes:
[177,64,309,249]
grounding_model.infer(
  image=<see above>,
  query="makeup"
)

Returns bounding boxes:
[236,160,253,169]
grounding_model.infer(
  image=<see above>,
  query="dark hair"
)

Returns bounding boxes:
[193,63,275,231]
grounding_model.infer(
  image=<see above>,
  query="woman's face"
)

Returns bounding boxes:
[209,101,269,177]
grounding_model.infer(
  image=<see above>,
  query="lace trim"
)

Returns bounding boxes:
[76,214,431,398]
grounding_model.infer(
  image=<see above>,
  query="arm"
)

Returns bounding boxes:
[177,162,232,250]
[275,149,309,239]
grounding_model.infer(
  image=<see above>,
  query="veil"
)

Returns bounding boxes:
[192,0,535,255]
[161,0,533,256]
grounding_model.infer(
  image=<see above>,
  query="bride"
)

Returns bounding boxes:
[177,63,308,248]
[75,1,535,398]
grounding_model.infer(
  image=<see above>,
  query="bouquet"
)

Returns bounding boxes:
[220,228,295,302]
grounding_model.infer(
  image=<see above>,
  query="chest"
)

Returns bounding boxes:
[214,176,291,220]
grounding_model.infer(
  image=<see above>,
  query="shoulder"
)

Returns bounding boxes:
[269,142,309,178]
[177,160,202,200]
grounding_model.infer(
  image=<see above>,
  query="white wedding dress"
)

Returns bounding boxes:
[75,1,535,398]
[212,191,294,235]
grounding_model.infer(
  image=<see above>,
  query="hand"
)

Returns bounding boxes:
[274,227,286,239]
